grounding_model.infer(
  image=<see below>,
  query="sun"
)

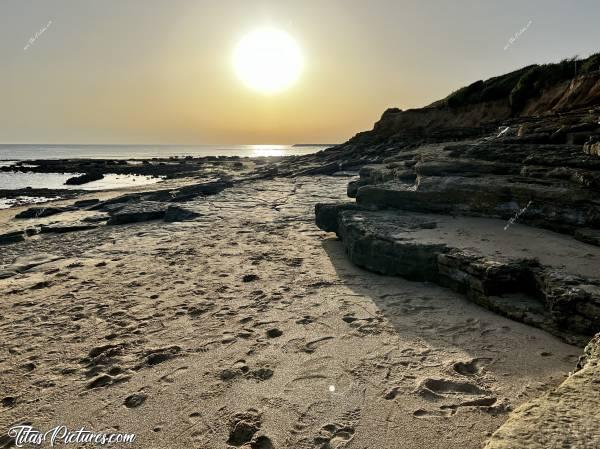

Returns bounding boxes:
[233,28,303,94]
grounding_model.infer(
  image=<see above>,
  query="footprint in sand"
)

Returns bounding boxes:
[314,423,354,448]
[413,409,453,418]
[159,365,189,383]
[138,345,183,368]
[266,328,283,338]
[124,393,147,408]
[383,386,403,400]
[417,377,490,397]
[302,336,334,354]
[452,357,493,376]
[296,315,314,325]
[414,377,505,416]
[249,367,274,381]
[2,396,16,408]
[289,404,359,449]
[227,409,263,446]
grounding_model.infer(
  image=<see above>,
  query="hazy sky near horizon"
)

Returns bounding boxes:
[1,0,599,144]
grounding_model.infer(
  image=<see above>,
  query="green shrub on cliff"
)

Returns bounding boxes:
[444,52,600,113]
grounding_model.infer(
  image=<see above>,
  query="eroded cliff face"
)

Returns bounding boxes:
[357,69,600,147]
[365,101,510,142]
[527,71,600,115]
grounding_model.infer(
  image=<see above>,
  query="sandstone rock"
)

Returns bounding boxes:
[15,206,74,219]
[164,179,233,202]
[0,227,40,245]
[485,334,600,449]
[163,205,201,222]
[106,201,168,225]
[72,198,101,208]
[355,175,600,234]
[227,410,262,446]
[314,203,361,233]
[39,222,99,234]
[0,230,27,245]
[315,207,599,344]
[65,172,104,185]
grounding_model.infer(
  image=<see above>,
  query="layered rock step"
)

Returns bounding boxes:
[344,139,600,238]
[354,176,600,235]
[316,205,600,345]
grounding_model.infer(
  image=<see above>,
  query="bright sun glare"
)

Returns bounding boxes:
[233,28,303,94]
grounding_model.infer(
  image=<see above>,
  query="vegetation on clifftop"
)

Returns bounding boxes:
[442,52,600,112]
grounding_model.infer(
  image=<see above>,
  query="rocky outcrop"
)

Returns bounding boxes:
[484,334,600,449]
[322,107,600,237]
[39,222,99,234]
[316,136,600,343]
[575,228,600,246]
[98,180,231,225]
[355,174,600,234]
[3,179,231,246]
[164,205,201,222]
[15,205,75,219]
[0,228,38,245]
[64,171,104,185]
[106,202,200,225]
[106,201,169,225]
[315,206,599,345]
[91,179,233,211]
[278,55,600,181]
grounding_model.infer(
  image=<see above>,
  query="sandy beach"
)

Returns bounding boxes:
[0,175,580,448]
[2,3,600,447]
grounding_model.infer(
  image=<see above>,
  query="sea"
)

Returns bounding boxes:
[0,144,329,209]
[0,144,328,160]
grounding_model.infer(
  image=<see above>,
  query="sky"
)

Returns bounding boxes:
[1,0,599,145]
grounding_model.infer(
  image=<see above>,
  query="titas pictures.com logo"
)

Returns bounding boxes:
[7,425,136,447]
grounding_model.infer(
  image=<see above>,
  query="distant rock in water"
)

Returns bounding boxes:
[65,172,104,185]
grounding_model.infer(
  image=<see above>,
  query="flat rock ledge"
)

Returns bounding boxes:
[1,180,229,246]
[316,204,600,346]
[105,202,201,225]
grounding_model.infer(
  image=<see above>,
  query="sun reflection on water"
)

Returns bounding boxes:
[248,145,288,157]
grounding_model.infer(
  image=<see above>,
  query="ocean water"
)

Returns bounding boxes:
[0,172,164,209]
[0,172,162,191]
[0,144,328,160]
[0,144,328,208]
